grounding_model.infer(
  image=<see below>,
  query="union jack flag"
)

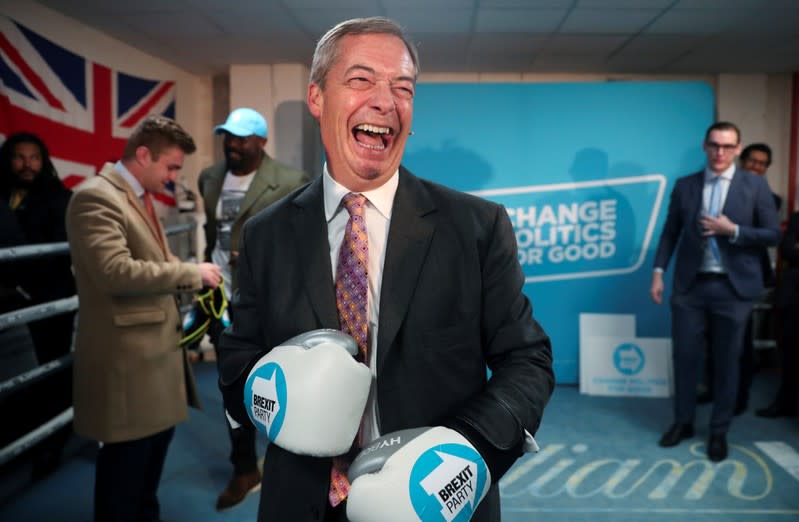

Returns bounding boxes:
[0,16,178,206]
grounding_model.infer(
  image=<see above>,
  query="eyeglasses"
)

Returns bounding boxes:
[705,141,738,154]
[744,158,769,167]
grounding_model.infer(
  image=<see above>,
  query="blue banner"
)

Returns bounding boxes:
[404,81,715,383]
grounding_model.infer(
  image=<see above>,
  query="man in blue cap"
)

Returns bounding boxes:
[197,107,309,510]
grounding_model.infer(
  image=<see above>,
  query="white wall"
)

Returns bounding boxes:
[718,73,793,217]
[228,63,313,172]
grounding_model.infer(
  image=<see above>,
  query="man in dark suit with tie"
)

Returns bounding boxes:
[698,142,781,414]
[217,16,554,522]
[650,121,780,462]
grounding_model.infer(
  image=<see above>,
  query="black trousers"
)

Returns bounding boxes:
[775,303,799,407]
[94,427,174,522]
[671,274,752,434]
[703,314,756,407]
[324,501,348,522]
[209,307,258,476]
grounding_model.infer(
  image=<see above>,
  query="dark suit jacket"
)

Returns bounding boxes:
[776,211,799,309]
[218,167,554,522]
[653,168,780,299]
[5,179,75,304]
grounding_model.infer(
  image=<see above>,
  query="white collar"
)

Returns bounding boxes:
[704,164,735,183]
[115,160,145,198]
[322,164,399,222]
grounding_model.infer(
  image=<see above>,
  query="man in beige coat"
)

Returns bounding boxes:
[67,115,222,522]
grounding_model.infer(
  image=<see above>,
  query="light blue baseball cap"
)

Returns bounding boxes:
[214,107,268,138]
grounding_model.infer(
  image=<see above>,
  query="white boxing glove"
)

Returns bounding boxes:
[243,329,371,457]
[347,427,491,522]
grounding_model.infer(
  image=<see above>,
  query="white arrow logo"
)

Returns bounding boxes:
[419,450,478,522]
[251,373,280,433]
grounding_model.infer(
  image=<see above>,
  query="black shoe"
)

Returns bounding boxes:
[659,423,694,447]
[734,399,747,416]
[697,391,713,404]
[755,402,797,418]
[707,433,728,462]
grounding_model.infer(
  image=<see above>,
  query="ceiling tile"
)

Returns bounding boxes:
[469,52,538,72]
[480,0,573,6]
[577,0,673,6]
[646,8,750,33]
[208,7,303,36]
[733,8,799,36]
[544,35,628,54]
[186,0,283,8]
[675,0,799,8]
[273,0,379,8]
[475,8,568,32]
[560,9,662,32]
[469,33,547,54]
[28,0,799,75]
[612,34,704,55]
[530,54,609,72]
[122,11,224,39]
[288,7,388,34]
[384,0,474,5]
[41,0,187,14]
[384,9,473,32]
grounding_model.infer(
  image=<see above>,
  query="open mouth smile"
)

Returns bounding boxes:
[353,123,393,151]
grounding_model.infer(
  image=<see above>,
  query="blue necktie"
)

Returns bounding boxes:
[708,176,721,261]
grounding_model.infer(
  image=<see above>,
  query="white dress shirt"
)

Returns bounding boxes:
[323,164,398,444]
[700,164,736,273]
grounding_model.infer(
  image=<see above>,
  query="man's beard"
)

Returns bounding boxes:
[225,149,257,174]
[225,154,244,171]
[12,169,39,188]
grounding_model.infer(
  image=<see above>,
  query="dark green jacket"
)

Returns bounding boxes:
[198,153,309,289]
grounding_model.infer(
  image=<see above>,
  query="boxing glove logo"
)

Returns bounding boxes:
[244,362,287,440]
[409,444,489,522]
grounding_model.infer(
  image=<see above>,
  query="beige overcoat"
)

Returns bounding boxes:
[67,163,202,443]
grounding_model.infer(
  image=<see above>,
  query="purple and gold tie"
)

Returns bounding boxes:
[329,192,369,507]
[334,192,369,360]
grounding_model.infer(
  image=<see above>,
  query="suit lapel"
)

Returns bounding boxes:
[376,168,436,373]
[100,165,169,260]
[238,155,277,220]
[291,177,339,329]
[721,167,745,218]
[688,171,705,221]
[201,164,225,222]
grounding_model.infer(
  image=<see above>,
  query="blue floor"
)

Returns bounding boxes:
[2,360,798,521]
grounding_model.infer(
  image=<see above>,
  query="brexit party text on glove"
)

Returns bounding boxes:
[243,329,371,456]
[346,427,492,522]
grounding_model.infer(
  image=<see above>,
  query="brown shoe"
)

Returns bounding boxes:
[215,470,262,511]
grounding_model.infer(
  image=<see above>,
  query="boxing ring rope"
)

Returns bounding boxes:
[0,221,196,467]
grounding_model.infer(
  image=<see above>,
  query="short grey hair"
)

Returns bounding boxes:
[309,17,420,89]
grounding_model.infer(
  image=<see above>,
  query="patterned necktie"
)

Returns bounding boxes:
[329,192,369,507]
[708,176,722,261]
[334,192,369,360]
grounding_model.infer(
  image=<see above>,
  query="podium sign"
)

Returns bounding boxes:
[579,314,672,397]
